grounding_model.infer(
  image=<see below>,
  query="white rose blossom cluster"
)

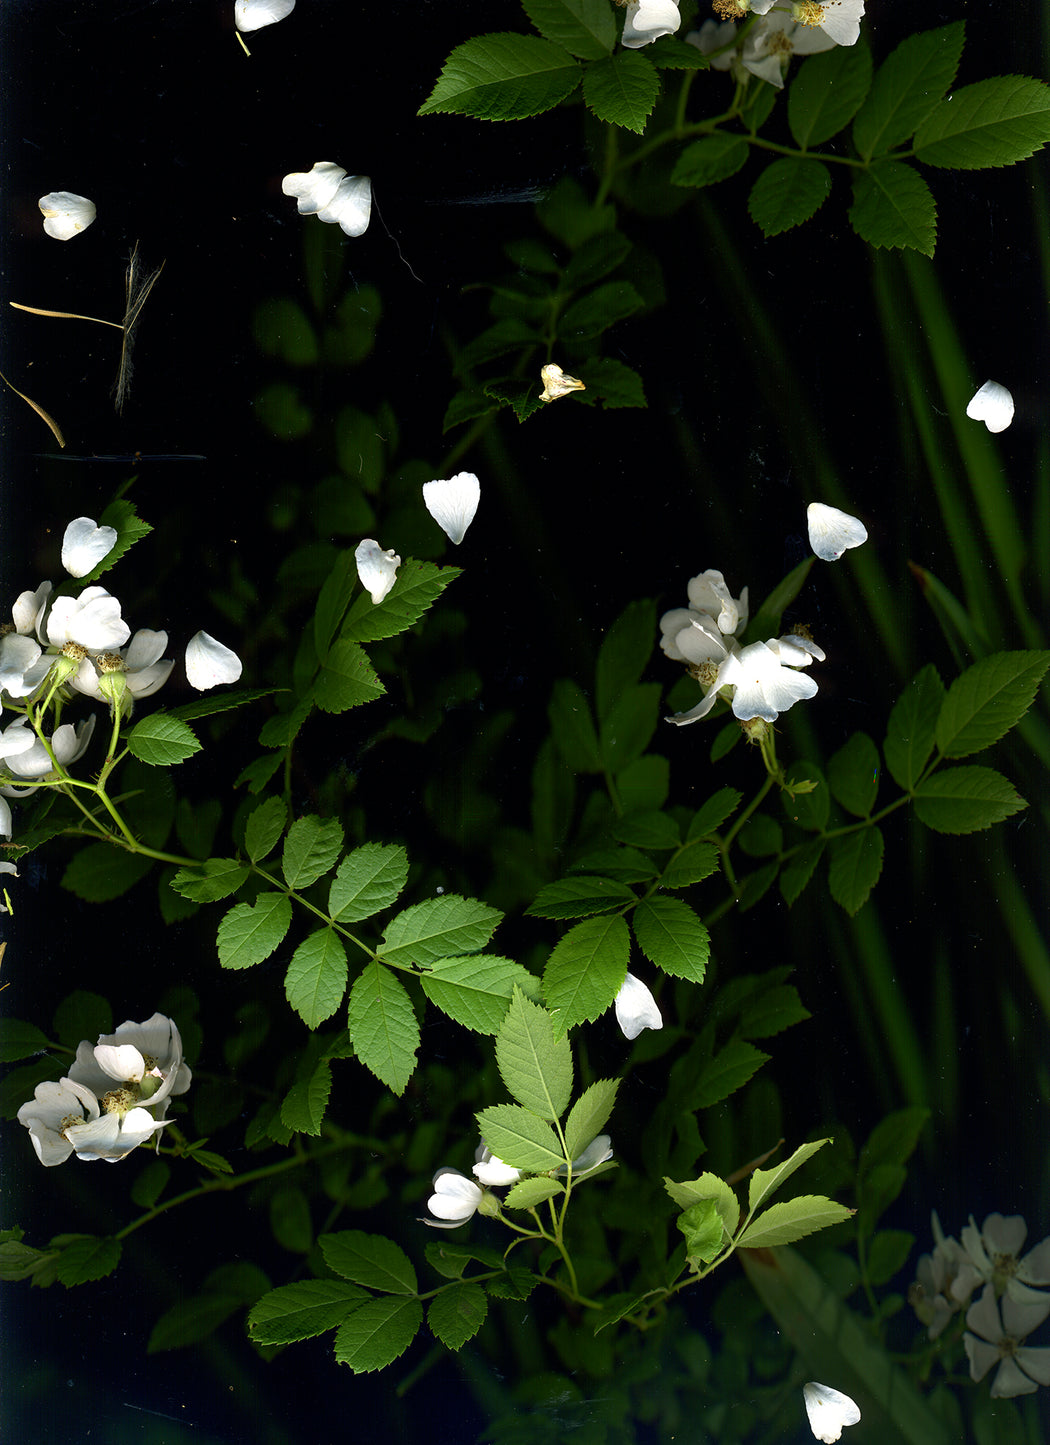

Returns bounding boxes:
[910,1210,1050,1398]
[687,0,866,89]
[423,1135,614,1228]
[17,1013,191,1165]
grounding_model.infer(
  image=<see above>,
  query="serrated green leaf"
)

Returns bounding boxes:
[738,1195,853,1248]
[695,1039,768,1108]
[170,857,250,903]
[849,163,936,256]
[677,1199,724,1263]
[748,157,831,237]
[328,842,408,923]
[521,0,615,59]
[425,1239,505,1282]
[420,954,542,1034]
[495,988,573,1118]
[828,732,880,817]
[632,897,709,983]
[526,875,636,919]
[284,930,348,1028]
[347,962,419,1095]
[596,599,657,722]
[281,816,344,890]
[563,232,633,291]
[418,34,581,121]
[342,559,461,644]
[884,664,945,790]
[216,894,292,970]
[321,1230,418,1294]
[127,713,201,766]
[671,134,749,188]
[148,1289,251,1353]
[599,682,661,773]
[549,678,602,772]
[935,651,1050,759]
[740,984,810,1039]
[688,787,742,839]
[249,1280,366,1345]
[748,1138,831,1215]
[582,51,659,134]
[502,1176,566,1208]
[427,1282,489,1350]
[62,844,153,903]
[779,839,825,907]
[280,1056,333,1137]
[664,1172,740,1239]
[54,1234,122,1286]
[577,356,647,409]
[612,810,680,849]
[379,895,502,966]
[474,1103,565,1170]
[313,548,357,658]
[0,1018,51,1063]
[913,766,1026,834]
[564,1078,619,1159]
[313,638,384,712]
[543,914,631,1034]
[570,846,659,883]
[560,280,645,339]
[789,42,872,147]
[915,75,1050,168]
[853,23,965,159]
[828,827,884,914]
[334,1295,423,1373]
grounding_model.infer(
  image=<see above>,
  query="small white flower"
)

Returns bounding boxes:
[964,1286,1050,1398]
[910,1210,975,1338]
[71,630,174,706]
[966,380,1014,434]
[67,1011,192,1112]
[660,569,749,661]
[185,631,242,690]
[235,0,295,32]
[807,502,868,562]
[282,163,371,237]
[685,20,739,71]
[17,1077,102,1166]
[791,0,866,48]
[741,12,836,89]
[61,518,118,578]
[473,1142,521,1188]
[622,0,681,49]
[46,586,130,652]
[354,540,401,605]
[959,1213,1050,1308]
[423,473,480,545]
[0,715,95,782]
[423,1167,484,1228]
[555,1134,614,1178]
[803,1382,861,1442]
[38,191,96,241]
[539,363,586,403]
[614,972,663,1040]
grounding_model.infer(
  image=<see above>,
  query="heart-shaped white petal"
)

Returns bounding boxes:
[38,191,96,241]
[355,539,401,604]
[235,0,295,32]
[185,632,242,690]
[807,502,868,562]
[317,175,372,237]
[803,1382,861,1443]
[61,517,118,578]
[966,379,1014,433]
[423,473,480,545]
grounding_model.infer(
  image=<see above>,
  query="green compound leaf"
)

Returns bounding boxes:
[748,1138,832,1216]
[671,133,750,188]
[284,929,348,1029]
[852,22,965,159]
[564,1077,619,1160]
[495,988,573,1119]
[321,1230,418,1294]
[599,682,661,773]
[127,713,201,767]
[543,914,631,1034]
[418,33,581,121]
[342,559,461,644]
[748,158,831,237]
[248,1280,367,1345]
[660,839,719,890]
[827,731,881,818]
[328,842,409,923]
[502,1176,565,1209]
[737,1195,853,1248]
[474,1103,565,1171]
[521,0,616,59]
[677,1199,724,1264]
[779,839,825,907]
[333,1295,423,1374]
[664,1171,740,1239]
[632,896,710,983]
[244,795,287,863]
[63,843,152,903]
[935,651,1050,759]
[912,766,1026,834]
[582,51,659,134]
[849,163,936,256]
[596,598,657,723]
[612,810,680,849]
[526,875,637,920]
[548,678,602,772]
[313,638,385,713]
[420,955,543,1034]
[54,1234,122,1286]
[378,895,502,966]
[914,75,1050,169]
[347,962,419,1095]
[828,827,884,915]
[695,1039,769,1108]
[170,858,249,903]
[884,663,945,790]
[217,893,292,970]
[789,42,872,148]
[560,280,645,339]
[689,787,742,839]
[281,815,344,890]
[427,1282,489,1351]
[280,1057,331,1137]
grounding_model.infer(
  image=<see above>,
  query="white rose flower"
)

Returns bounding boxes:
[740,12,836,89]
[473,1142,521,1188]
[622,0,681,49]
[0,715,95,782]
[17,1077,102,1166]
[45,586,130,651]
[71,630,174,708]
[67,1011,192,1113]
[964,1286,1050,1398]
[959,1213,1050,1308]
[423,1167,485,1228]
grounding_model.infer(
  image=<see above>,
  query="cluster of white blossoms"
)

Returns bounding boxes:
[355,473,481,605]
[423,1135,614,1228]
[0,517,241,841]
[910,1211,1050,1398]
[17,1013,191,1166]
[688,0,865,88]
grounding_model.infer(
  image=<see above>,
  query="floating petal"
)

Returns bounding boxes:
[38,191,96,241]
[966,379,1014,433]
[423,472,480,545]
[806,502,867,562]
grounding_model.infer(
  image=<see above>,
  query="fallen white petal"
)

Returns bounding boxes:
[185,632,242,690]
[38,191,96,241]
[806,502,867,562]
[355,539,401,605]
[235,0,295,32]
[317,175,371,237]
[539,363,586,402]
[282,162,347,215]
[966,379,1014,433]
[423,473,480,545]
[803,1382,861,1443]
[61,517,118,578]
